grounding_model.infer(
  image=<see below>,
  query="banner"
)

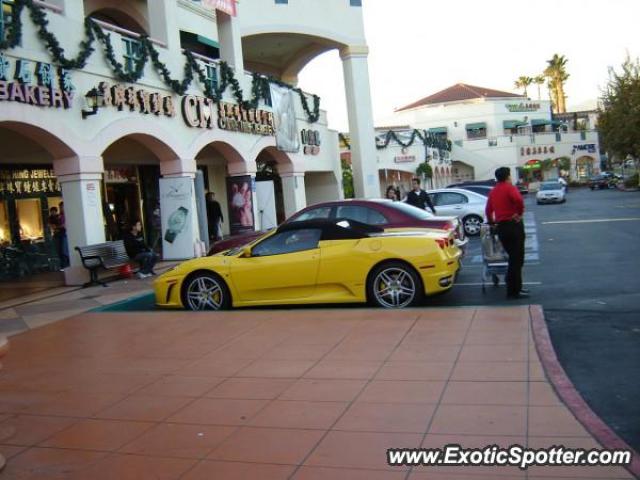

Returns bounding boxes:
[201,0,237,16]
[160,177,194,260]
[269,83,300,153]
[226,175,255,235]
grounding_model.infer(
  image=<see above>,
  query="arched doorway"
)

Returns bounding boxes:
[0,122,76,284]
[255,147,294,224]
[194,141,248,240]
[100,134,176,252]
[576,156,595,180]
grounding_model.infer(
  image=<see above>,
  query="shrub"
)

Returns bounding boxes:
[624,173,639,188]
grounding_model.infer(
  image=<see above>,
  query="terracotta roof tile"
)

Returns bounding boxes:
[396,83,524,112]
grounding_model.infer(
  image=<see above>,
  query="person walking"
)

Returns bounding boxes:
[485,167,529,299]
[123,220,158,279]
[206,192,224,242]
[405,178,436,214]
[57,202,69,268]
[385,185,400,201]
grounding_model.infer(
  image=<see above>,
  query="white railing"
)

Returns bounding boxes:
[91,18,167,48]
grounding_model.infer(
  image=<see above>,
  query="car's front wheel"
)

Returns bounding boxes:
[463,215,483,236]
[367,261,423,309]
[182,272,230,311]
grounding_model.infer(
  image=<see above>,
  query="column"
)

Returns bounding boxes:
[55,156,106,286]
[148,0,181,52]
[280,173,307,220]
[216,7,250,92]
[340,45,380,199]
[160,159,202,260]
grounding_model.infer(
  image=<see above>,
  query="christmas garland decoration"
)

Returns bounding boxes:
[0,0,321,122]
[376,129,452,153]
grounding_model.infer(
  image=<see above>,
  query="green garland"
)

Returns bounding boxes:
[376,129,452,153]
[338,132,351,150]
[0,0,321,122]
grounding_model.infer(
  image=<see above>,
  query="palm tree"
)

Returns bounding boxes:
[533,75,545,100]
[544,54,569,113]
[514,76,533,97]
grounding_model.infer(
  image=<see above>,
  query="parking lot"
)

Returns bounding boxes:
[434,186,640,453]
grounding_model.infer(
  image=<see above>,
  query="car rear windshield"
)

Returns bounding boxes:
[386,202,434,220]
[540,183,562,190]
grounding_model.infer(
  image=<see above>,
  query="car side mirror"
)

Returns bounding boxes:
[240,246,252,258]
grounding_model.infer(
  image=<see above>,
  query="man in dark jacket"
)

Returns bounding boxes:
[206,192,224,241]
[405,178,436,214]
[123,220,158,279]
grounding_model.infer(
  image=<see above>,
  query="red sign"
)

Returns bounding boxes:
[202,0,237,16]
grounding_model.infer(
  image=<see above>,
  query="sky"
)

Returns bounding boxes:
[297,0,640,132]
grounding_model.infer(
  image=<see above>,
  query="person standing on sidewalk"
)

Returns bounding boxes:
[405,178,436,214]
[485,167,529,299]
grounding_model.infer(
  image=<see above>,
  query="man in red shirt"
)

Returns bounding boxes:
[485,167,529,299]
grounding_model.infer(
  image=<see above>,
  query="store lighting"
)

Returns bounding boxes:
[82,87,104,119]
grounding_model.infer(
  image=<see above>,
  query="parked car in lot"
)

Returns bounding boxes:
[516,180,529,194]
[156,219,461,311]
[426,188,487,236]
[589,174,613,190]
[210,199,467,254]
[536,182,567,204]
[454,185,493,197]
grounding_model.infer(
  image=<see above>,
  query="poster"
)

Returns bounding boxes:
[269,83,300,153]
[226,175,255,235]
[159,177,194,260]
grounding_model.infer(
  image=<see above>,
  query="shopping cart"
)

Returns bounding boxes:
[480,223,509,292]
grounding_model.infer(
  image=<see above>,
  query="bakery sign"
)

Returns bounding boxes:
[520,145,555,156]
[0,53,74,109]
[506,102,540,112]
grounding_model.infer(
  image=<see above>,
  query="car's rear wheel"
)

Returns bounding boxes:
[463,215,483,236]
[182,272,230,311]
[367,261,422,309]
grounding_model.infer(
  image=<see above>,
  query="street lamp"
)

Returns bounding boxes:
[82,87,104,119]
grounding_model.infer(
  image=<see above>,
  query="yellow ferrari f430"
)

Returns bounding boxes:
[154,219,461,310]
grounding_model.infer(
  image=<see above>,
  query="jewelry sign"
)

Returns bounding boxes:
[0,54,74,109]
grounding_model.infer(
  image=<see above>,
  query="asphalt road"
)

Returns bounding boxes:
[436,186,640,452]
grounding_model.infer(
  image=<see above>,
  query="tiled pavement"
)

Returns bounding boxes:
[0,306,634,479]
[0,263,176,337]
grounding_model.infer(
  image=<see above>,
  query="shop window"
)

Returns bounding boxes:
[466,128,486,140]
[0,201,9,245]
[15,198,44,241]
[122,37,143,74]
[0,0,13,41]
[350,0,362,5]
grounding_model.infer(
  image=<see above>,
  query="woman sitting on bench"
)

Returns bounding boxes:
[123,220,158,279]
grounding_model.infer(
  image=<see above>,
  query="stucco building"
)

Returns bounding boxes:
[0,0,378,285]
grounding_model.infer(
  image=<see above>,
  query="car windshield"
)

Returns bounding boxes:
[541,183,562,191]
[385,201,434,220]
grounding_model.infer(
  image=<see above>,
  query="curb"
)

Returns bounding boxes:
[529,304,640,478]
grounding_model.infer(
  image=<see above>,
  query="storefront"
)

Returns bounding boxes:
[0,166,64,279]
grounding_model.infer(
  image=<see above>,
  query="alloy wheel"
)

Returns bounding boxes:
[186,276,224,311]
[373,267,416,308]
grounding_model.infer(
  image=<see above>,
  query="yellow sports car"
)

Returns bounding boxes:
[154,219,461,310]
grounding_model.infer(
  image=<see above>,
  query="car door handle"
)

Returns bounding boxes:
[454,206,463,210]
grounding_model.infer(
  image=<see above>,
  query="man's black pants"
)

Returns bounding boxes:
[496,220,526,297]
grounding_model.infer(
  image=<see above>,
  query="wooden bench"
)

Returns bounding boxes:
[75,240,130,288]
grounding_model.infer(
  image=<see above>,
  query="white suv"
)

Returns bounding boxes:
[427,188,487,236]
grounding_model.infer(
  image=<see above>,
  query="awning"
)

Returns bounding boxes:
[503,120,526,129]
[531,119,551,126]
[428,127,447,134]
[197,35,219,49]
[465,122,486,130]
